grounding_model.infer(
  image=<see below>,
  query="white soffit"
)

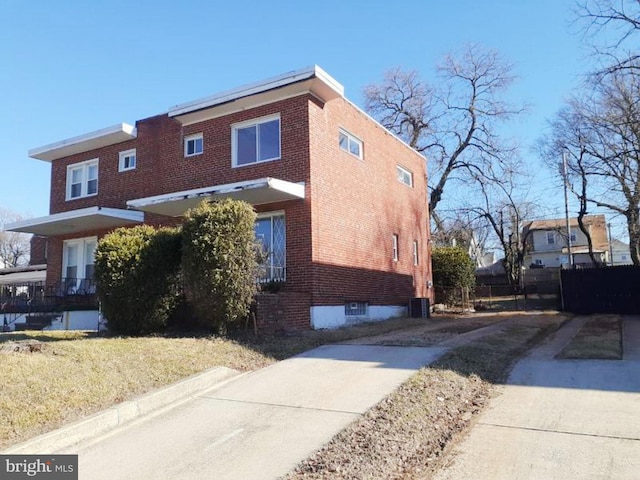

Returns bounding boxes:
[5,207,144,236]
[127,178,305,217]
[168,65,344,125]
[29,123,137,162]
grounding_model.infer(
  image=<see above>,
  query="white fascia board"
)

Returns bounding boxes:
[127,178,305,216]
[29,123,137,162]
[168,65,344,118]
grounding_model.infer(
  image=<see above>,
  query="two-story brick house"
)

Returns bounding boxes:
[8,66,432,330]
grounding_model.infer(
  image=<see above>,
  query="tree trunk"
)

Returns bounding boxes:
[627,207,640,266]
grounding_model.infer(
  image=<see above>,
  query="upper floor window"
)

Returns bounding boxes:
[339,129,363,159]
[570,229,577,242]
[232,114,281,167]
[67,159,98,200]
[119,148,136,172]
[547,231,555,245]
[413,240,419,265]
[397,165,414,187]
[185,133,203,157]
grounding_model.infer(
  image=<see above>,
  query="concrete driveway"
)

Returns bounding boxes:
[58,344,447,480]
[433,315,640,480]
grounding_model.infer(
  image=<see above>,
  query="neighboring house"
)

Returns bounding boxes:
[6,66,432,330]
[436,229,493,268]
[522,215,609,268]
[610,239,633,265]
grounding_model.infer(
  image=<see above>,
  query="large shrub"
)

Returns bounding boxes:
[94,225,182,335]
[432,246,476,305]
[181,199,260,333]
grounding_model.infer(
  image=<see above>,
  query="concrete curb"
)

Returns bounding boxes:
[2,366,242,455]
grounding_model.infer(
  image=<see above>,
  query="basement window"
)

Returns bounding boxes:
[345,301,368,316]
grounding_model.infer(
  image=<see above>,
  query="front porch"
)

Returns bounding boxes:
[1,279,98,331]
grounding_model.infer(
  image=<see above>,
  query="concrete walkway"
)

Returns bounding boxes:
[57,344,447,480]
[433,315,640,480]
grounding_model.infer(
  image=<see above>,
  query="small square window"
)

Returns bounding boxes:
[397,165,413,187]
[119,149,136,171]
[339,129,363,159]
[570,229,577,242]
[185,133,203,157]
[345,301,368,316]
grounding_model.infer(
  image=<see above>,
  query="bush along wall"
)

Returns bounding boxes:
[432,246,476,306]
[94,225,182,335]
[181,199,261,334]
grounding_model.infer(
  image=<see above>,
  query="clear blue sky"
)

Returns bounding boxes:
[2,1,607,230]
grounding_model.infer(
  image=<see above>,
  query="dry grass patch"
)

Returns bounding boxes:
[0,332,273,450]
[557,314,622,360]
[0,317,430,450]
[285,315,566,480]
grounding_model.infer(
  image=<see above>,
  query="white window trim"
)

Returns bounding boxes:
[232,113,281,168]
[119,148,136,172]
[413,240,419,266]
[397,165,414,187]
[184,133,204,157]
[392,234,399,262]
[62,236,97,293]
[66,158,99,201]
[338,128,363,159]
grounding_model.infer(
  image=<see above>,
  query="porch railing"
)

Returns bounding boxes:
[1,278,97,314]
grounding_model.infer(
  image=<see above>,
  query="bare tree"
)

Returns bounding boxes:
[541,69,640,265]
[0,208,30,268]
[462,159,537,287]
[578,0,640,75]
[364,44,526,232]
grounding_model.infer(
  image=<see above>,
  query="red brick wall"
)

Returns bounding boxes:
[29,236,47,265]
[308,96,432,307]
[43,90,432,329]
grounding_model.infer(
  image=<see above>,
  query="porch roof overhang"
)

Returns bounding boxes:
[127,177,305,217]
[5,207,144,236]
[0,269,46,285]
[28,123,137,162]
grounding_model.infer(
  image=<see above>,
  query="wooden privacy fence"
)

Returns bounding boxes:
[561,265,640,314]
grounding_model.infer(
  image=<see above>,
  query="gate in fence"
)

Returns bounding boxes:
[560,265,640,314]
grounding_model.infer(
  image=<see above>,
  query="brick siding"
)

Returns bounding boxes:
[42,88,432,329]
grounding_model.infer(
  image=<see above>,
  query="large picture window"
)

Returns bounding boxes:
[67,159,98,200]
[233,114,281,167]
[255,212,286,281]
